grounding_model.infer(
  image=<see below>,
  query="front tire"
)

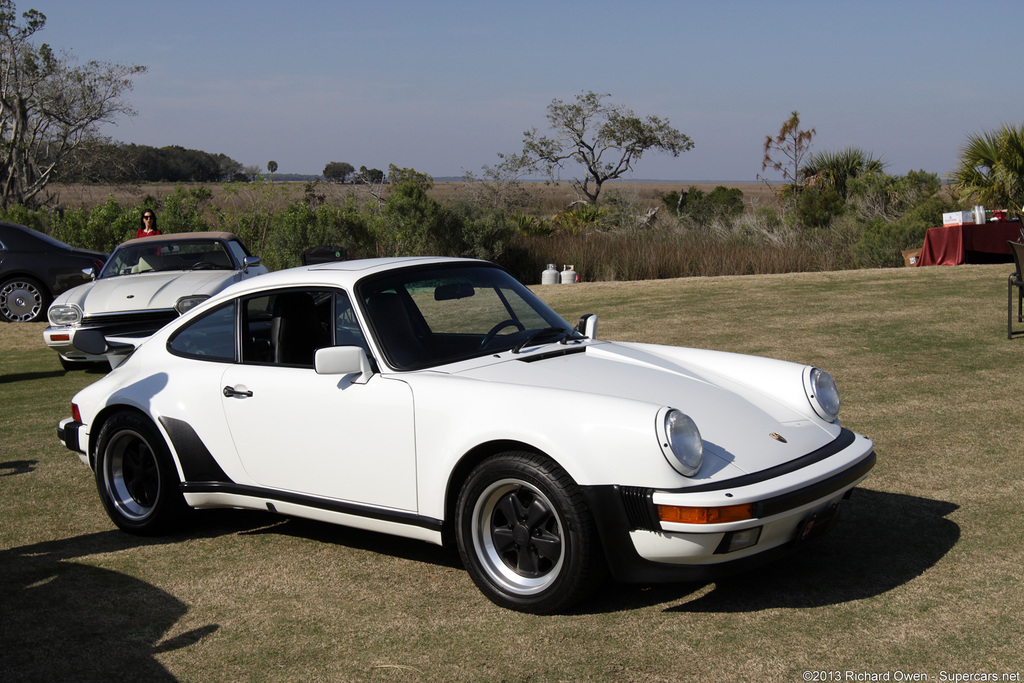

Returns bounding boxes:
[0,276,50,322]
[456,452,606,613]
[94,411,188,535]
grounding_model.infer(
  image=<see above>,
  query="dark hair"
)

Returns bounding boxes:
[140,211,158,229]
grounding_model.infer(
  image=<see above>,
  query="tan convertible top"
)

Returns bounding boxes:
[120,231,241,247]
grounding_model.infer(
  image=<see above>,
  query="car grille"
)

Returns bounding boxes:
[82,309,180,335]
[620,486,660,530]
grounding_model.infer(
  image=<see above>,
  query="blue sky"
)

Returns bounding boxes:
[30,0,1024,181]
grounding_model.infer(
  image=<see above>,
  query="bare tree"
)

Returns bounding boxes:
[522,91,693,203]
[0,1,145,207]
[759,111,816,195]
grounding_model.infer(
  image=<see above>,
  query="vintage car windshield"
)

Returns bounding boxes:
[358,264,578,369]
[100,240,235,278]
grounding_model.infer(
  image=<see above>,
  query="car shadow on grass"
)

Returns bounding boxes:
[239,513,464,570]
[583,488,960,614]
[0,514,277,682]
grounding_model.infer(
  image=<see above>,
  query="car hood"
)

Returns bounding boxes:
[447,341,840,475]
[57,270,244,314]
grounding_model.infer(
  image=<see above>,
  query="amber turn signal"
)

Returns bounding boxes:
[657,503,756,524]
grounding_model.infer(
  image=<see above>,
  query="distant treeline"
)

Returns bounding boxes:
[56,141,248,184]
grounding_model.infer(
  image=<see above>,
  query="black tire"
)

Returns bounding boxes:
[94,411,189,535]
[0,276,50,322]
[455,452,606,614]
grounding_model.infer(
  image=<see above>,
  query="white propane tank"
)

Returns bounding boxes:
[560,264,577,284]
[541,263,559,285]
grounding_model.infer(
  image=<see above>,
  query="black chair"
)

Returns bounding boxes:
[1008,241,1024,339]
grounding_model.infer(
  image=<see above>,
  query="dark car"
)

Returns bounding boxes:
[0,222,107,323]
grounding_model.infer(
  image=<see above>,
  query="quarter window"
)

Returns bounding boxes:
[168,303,236,361]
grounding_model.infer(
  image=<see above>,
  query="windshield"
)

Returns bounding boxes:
[358,264,577,369]
[100,239,235,278]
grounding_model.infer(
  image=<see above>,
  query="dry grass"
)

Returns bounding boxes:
[2,263,1022,681]
[49,180,778,216]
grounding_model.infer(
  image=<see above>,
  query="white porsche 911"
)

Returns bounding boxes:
[57,256,875,613]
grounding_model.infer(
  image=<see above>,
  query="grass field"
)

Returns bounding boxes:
[2,264,1022,681]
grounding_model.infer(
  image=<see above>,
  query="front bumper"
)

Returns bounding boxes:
[44,309,178,361]
[581,429,875,583]
[44,326,104,362]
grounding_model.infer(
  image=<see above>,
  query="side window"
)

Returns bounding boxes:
[168,303,236,361]
[240,289,332,367]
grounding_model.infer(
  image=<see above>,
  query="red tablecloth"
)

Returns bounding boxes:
[917,219,1023,266]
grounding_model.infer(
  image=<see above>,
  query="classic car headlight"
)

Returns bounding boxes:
[48,304,83,326]
[175,295,210,315]
[804,367,841,422]
[656,407,704,477]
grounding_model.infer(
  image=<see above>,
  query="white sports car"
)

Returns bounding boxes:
[44,232,267,368]
[57,256,875,613]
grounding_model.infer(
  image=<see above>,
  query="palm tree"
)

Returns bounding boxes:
[803,147,886,200]
[949,124,1024,215]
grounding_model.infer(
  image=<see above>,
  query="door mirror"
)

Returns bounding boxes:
[314,346,373,384]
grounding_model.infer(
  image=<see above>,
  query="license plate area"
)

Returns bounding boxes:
[795,502,840,544]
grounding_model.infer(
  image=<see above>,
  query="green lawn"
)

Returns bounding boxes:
[2,263,1022,682]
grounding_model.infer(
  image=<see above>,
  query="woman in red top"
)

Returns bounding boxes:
[136,211,161,238]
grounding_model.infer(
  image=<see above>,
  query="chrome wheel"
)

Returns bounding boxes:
[471,478,565,596]
[0,278,47,322]
[103,429,161,521]
[94,412,188,535]
[456,452,606,613]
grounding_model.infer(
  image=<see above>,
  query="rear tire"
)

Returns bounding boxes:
[456,451,606,613]
[94,411,188,535]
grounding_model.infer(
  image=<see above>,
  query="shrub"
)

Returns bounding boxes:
[161,185,213,234]
[49,196,136,252]
[795,186,845,229]
[663,186,744,227]
[260,201,372,270]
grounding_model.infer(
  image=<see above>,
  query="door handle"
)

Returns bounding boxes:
[223,385,253,398]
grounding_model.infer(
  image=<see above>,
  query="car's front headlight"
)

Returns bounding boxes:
[656,407,704,477]
[175,295,210,315]
[804,366,841,422]
[48,304,83,326]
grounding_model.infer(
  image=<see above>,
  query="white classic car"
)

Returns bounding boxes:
[57,257,875,613]
[44,232,267,368]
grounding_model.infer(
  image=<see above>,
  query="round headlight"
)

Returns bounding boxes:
[48,304,82,326]
[657,408,704,477]
[175,295,210,315]
[804,367,841,422]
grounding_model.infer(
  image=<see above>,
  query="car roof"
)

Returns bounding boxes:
[211,256,487,300]
[118,231,242,248]
[0,221,101,254]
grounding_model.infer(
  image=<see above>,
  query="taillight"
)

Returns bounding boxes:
[71,403,82,423]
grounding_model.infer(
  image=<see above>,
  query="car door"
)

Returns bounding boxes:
[219,288,417,511]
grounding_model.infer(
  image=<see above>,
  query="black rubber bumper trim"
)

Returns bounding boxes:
[180,481,444,533]
[675,428,860,494]
[57,420,83,454]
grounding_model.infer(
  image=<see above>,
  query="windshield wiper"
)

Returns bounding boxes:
[511,327,576,354]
